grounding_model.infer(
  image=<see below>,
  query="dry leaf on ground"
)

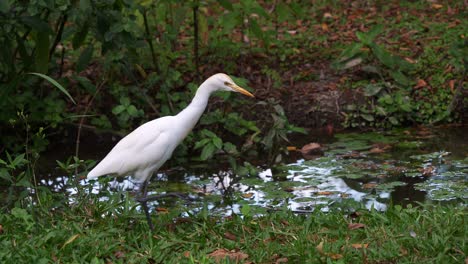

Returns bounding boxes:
[348,223,366,230]
[207,248,249,263]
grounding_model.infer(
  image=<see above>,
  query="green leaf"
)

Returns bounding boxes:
[16,34,32,69]
[194,138,211,149]
[367,24,383,42]
[356,31,370,45]
[356,25,383,46]
[240,204,251,216]
[276,2,292,22]
[72,23,90,49]
[0,0,11,13]
[371,44,395,69]
[249,19,263,39]
[217,0,233,10]
[390,71,410,86]
[361,113,375,122]
[363,83,383,96]
[120,97,131,106]
[201,129,217,138]
[212,137,223,149]
[112,105,126,115]
[79,0,91,10]
[127,105,139,116]
[28,73,76,104]
[375,106,387,116]
[76,45,93,72]
[35,32,50,74]
[200,143,216,160]
[395,57,414,71]
[389,116,399,125]
[75,76,96,93]
[362,65,380,74]
[336,43,363,65]
[380,94,393,104]
[223,142,238,154]
[21,16,53,34]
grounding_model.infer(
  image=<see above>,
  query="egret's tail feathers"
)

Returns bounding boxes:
[86,170,102,180]
[87,166,109,180]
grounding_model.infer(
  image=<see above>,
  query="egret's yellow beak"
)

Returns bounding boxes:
[227,83,255,98]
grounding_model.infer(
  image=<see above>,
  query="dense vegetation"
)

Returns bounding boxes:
[1,201,466,263]
[0,1,466,262]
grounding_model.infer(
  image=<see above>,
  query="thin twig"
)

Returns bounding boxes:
[49,14,68,58]
[193,2,200,80]
[74,79,107,181]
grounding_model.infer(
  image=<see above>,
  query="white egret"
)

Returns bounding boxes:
[87,73,254,230]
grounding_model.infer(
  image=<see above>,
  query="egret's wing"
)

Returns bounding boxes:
[87,117,173,179]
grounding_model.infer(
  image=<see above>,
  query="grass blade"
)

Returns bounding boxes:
[28,72,76,104]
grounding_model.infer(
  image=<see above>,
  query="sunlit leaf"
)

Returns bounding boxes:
[363,83,383,96]
[62,234,79,249]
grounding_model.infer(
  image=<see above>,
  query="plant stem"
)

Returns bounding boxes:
[193,2,200,80]
[74,79,107,183]
[49,14,67,59]
[143,8,158,72]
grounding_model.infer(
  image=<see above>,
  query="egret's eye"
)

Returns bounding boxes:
[224,81,231,86]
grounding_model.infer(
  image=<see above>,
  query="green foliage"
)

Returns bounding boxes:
[336,24,463,128]
[194,129,224,161]
[0,199,465,263]
[111,97,144,129]
[257,99,306,165]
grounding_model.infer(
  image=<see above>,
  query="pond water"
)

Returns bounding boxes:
[39,125,467,215]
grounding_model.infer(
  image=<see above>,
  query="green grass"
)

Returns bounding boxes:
[0,196,466,263]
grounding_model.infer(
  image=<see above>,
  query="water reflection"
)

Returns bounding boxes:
[35,126,467,215]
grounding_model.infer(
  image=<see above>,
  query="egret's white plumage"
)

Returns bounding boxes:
[87,73,254,184]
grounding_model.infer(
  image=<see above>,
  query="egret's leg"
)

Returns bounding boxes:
[137,180,155,231]
[136,179,196,231]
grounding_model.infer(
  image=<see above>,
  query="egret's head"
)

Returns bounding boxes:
[209,73,255,97]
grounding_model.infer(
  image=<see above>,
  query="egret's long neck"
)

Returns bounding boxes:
[175,83,214,134]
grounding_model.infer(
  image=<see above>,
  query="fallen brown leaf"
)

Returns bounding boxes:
[114,251,125,259]
[449,80,455,92]
[323,12,333,19]
[242,193,254,198]
[316,191,334,196]
[321,23,329,32]
[224,232,237,241]
[328,253,343,260]
[207,248,248,263]
[287,146,297,151]
[183,251,191,258]
[414,79,427,89]
[351,243,369,249]
[156,207,169,213]
[276,257,288,263]
[339,151,364,159]
[405,57,416,64]
[316,241,324,254]
[421,166,436,177]
[369,147,385,154]
[369,143,391,154]
[300,143,323,155]
[362,183,377,189]
[348,223,366,230]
